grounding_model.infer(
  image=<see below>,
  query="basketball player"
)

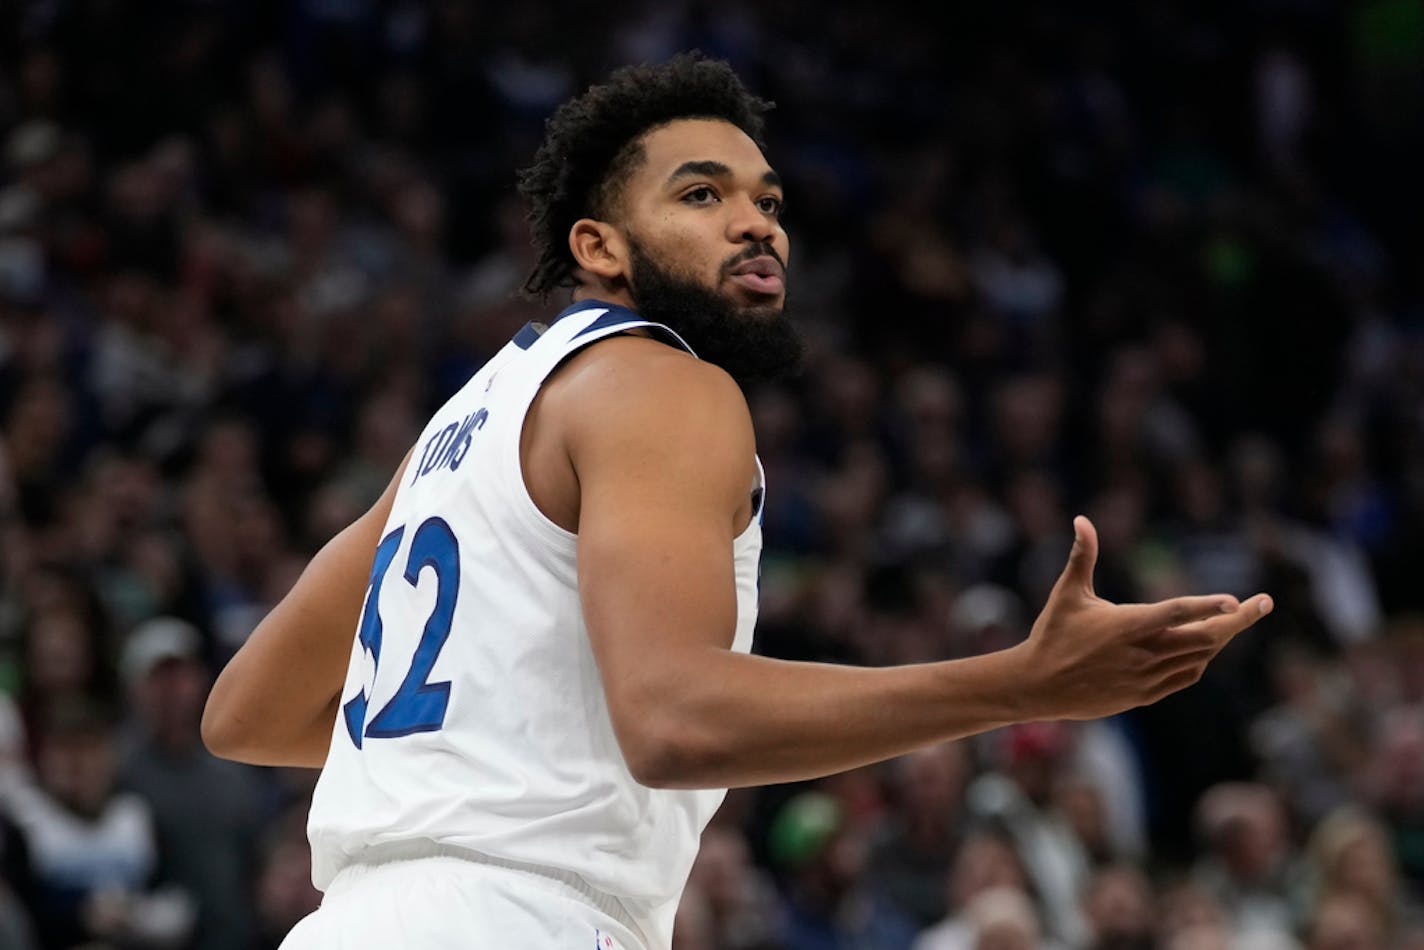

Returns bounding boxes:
[201,54,1273,949]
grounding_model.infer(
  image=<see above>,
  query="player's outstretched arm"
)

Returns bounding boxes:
[201,450,412,768]
[570,350,1272,790]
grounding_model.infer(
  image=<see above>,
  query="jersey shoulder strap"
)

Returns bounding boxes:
[512,300,696,368]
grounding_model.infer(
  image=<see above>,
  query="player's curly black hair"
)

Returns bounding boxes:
[517,52,774,299]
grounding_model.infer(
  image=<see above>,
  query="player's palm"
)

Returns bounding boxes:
[1022,516,1272,720]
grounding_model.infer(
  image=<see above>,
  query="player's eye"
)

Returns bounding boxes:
[757,195,785,216]
[682,186,719,205]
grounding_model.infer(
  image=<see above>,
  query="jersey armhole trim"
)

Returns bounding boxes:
[500,315,695,553]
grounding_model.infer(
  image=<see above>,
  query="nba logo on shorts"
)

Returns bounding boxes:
[594,929,616,949]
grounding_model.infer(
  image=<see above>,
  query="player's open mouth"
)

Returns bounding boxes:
[728,257,785,295]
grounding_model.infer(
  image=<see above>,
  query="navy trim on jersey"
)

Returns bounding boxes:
[568,301,698,357]
[514,299,697,357]
[511,300,620,350]
[553,298,622,323]
[571,308,653,342]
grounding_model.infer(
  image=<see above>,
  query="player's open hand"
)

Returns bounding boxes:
[1017,515,1273,721]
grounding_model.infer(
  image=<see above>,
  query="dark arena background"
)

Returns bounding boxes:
[2,1,1424,948]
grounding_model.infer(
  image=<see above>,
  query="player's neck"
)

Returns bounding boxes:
[571,283,637,313]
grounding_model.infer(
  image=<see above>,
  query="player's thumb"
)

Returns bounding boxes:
[1052,515,1098,599]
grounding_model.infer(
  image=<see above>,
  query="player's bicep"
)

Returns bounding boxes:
[577,466,740,657]
[569,358,753,757]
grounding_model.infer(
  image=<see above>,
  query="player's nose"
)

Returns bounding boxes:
[727,195,777,244]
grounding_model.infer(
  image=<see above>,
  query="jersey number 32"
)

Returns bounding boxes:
[343,517,459,748]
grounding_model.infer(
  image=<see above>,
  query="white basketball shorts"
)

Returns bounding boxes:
[280,847,650,949]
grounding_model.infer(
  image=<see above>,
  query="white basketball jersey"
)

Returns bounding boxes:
[306,300,763,948]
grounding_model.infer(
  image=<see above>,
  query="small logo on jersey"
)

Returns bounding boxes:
[594,929,616,949]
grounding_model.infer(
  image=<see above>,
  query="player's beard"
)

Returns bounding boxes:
[626,239,804,388]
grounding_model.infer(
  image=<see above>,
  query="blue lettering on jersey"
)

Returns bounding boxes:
[344,518,461,746]
[411,408,489,485]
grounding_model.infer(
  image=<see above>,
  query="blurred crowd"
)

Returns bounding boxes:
[1,0,1423,948]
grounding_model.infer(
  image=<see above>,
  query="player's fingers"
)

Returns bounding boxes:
[1204,593,1275,646]
[1115,594,1241,632]
[1237,593,1275,626]
[1150,665,1208,702]
[1048,515,1099,601]
[1141,623,1219,657]
[1161,593,1274,648]
[1131,595,1276,701]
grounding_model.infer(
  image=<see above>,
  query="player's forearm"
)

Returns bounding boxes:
[200,589,349,767]
[617,645,1040,789]
[201,602,347,768]
[203,530,370,767]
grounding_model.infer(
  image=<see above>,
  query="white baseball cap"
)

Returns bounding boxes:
[121,616,203,684]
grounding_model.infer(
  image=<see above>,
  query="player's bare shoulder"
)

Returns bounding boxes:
[551,333,754,450]
[524,331,756,533]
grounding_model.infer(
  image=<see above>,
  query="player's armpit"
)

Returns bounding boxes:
[201,449,413,768]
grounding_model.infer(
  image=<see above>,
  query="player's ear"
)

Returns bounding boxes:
[569,219,629,284]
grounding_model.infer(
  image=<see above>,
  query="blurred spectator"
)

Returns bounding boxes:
[945,585,1025,660]
[1305,891,1388,950]
[1361,707,1424,888]
[969,219,1064,346]
[674,881,718,950]
[770,790,918,949]
[1250,644,1368,828]
[1156,879,1234,950]
[1191,782,1305,939]
[913,829,1034,950]
[1081,864,1154,950]
[867,742,972,926]
[685,824,781,950]
[1069,719,1148,865]
[0,803,37,950]
[1170,458,1262,600]
[250,804,322,950]
[966,723,1091,946]
[1051,773,1117,869]
[3,697,194,948]
[15,579,117,759]
[0,691,26,780]
[962,886,1045,950]
[117,617,264,950]
[2,376,77,529]
[1304,806,1417,943]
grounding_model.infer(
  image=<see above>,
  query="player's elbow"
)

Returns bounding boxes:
[612,705,719,789]
[201,705,304,767]
[201,690,334,768]
[199,696,246,761]
[201,659,269,762]
[200,685,276,763]
[199,686,278,764]
[622,736,685,789]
